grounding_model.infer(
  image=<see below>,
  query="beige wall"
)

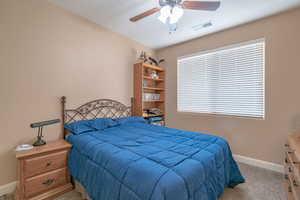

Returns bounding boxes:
[0,0,154,185]
[157,8,300,165]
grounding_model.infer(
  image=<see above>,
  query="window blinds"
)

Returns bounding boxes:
[177,39,265,118]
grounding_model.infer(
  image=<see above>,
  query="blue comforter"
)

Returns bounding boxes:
[67,122,244,200]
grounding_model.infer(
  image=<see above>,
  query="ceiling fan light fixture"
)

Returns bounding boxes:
[158,5,184,25]
[158,15,168,24]
[158,5,171,24]
[169,6,184,24]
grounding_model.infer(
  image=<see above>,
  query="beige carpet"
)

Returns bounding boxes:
[56,163,285,200]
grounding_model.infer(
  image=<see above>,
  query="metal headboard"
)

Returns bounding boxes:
[61,96,132,137]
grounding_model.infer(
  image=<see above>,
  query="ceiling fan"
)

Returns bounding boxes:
[130,0,221,31]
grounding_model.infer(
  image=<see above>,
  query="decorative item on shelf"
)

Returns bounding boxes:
[147,108,161,115]
[143,80,148,87]
[30,119,60,146]
[143,110,148,116]
[148,117,163,123]
[143,93,160,101]
[151,121,164,126]
[143,93,151,101]
[145,67,152,75]
[159,59,165,65]
[150,70,159,79]
[138,51,148,63]
[153,93,160,100]
[148,117,164,126]
[137,51,164,66]
[148,57,165,66]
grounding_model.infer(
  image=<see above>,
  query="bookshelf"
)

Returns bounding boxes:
[133,62,165,126]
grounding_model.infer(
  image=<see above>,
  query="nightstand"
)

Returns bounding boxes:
[15,140,73,200]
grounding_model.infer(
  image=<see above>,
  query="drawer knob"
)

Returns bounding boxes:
[285,158,289,163]
[42,178,54,185]
[46,162,52,167]
[293,180,298,187]
[285,174,289,180]
[285,144,290,147]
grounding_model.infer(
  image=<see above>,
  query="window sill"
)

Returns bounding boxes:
[176,111,265,120]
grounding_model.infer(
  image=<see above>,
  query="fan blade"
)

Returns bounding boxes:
[183,1,220,11]
[130,8,160,22]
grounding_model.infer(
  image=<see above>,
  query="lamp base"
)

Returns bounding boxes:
[33,138,46,146]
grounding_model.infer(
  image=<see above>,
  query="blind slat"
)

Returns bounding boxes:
[177,39,265,118]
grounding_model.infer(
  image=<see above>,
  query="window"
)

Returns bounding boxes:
[177,39,265,118]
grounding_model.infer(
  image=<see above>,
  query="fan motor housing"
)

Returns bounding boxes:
[159,0,183,7]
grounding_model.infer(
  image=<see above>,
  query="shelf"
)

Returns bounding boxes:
[142,63,164,72]
[143,87,164,91]
[143,100,164,103]
[143,113,164,118]
[143,76,164,81]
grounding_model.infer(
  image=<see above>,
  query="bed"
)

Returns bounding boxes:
[61,96,245,200]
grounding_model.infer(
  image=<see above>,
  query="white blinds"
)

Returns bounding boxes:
[177,39,265,118]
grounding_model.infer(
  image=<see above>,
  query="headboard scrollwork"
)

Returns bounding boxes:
[61,96,132,137]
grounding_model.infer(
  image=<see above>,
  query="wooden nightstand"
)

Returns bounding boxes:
[15,140,73,200]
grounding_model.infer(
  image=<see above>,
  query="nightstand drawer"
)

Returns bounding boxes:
[24,150,68,178]
[25,167,68,198]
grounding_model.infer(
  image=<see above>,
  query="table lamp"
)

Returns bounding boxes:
[30,119,60,146]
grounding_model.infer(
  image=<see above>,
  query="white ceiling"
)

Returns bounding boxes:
[48,0,300,49]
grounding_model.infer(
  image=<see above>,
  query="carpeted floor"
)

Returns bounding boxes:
[56,163,285,200]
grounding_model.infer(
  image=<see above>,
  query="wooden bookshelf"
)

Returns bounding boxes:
[133,62,165,125]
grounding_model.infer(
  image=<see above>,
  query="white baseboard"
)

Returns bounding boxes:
[234,154,284,174]
[0,181,17,196]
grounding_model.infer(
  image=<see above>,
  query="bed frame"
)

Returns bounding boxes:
[61,96,132,138]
